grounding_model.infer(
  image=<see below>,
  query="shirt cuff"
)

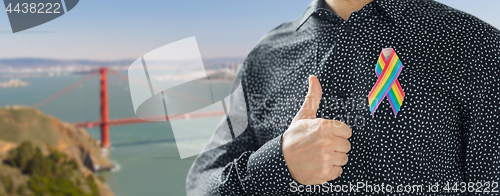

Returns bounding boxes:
[247,134,295,193]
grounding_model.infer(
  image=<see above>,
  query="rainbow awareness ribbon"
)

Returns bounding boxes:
[368,48,405,117]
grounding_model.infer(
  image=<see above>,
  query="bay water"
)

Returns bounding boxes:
[0,72,232,196]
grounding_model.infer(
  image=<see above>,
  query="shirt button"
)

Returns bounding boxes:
[345,25,353,32]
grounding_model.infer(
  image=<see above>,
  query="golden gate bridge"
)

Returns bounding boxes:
[33,67,224,149]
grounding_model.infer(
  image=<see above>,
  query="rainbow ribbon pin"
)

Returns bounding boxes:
[368,48,405,117]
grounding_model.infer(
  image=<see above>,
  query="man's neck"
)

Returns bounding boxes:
[324,0,374,21]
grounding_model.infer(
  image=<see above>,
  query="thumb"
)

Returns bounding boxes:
[293,75,322,122]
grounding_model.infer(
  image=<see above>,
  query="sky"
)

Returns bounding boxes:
[0,0,499,60]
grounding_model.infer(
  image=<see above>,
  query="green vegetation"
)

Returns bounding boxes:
[0,175,31,196]
[1,141,101,196]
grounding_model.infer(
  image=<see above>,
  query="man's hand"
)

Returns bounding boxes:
[282,75,352,185]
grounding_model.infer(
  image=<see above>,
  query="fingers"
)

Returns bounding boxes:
[329,137,351,153]
[317,135,350,154]
[297,119,352,152]
[301,118,352,139]
[318,165,343,183]
[323,151,349,166]
[331,152,349,166]
[284,75,354,185]
[293,75,323,122]
[317,119,352,139]
[330,166,343,181]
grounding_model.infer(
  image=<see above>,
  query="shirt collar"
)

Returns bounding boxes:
[375,0,409,24]
[296,0,408,31]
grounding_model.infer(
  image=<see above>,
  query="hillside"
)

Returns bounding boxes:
[0,106,114,196]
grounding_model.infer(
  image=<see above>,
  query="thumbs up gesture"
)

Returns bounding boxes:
[282,75,352,185]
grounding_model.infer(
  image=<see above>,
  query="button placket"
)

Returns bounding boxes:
[345,25,353,33]
[344,12,360,33]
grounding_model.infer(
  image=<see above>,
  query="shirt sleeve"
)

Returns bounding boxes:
[460,25,500,183]
[185,62,295,195]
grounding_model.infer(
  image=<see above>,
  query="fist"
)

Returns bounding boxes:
[282,75,352,185]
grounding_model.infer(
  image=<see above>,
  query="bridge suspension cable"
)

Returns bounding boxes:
[33,70,99,108]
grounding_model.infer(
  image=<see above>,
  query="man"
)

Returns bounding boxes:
[187,0,500,195]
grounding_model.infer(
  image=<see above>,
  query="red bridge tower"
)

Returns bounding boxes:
[100,67,110,148]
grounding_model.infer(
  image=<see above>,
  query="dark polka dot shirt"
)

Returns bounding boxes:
[187,0,500,195]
